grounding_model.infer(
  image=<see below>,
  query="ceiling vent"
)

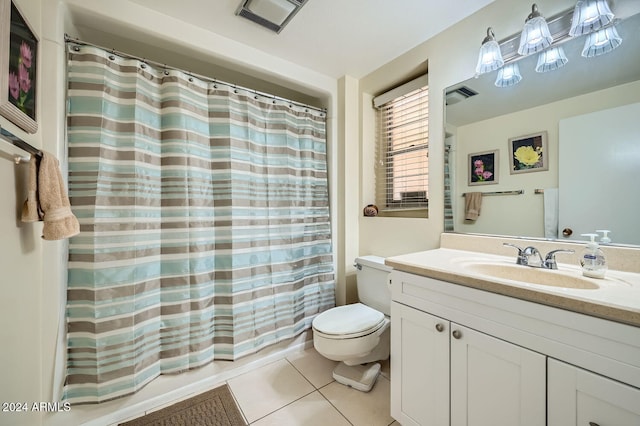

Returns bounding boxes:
[236,0,308,34]
[445,86,478,105]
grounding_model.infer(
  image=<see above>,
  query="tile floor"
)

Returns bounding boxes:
[46,336,396,426]
[227,347,398,426]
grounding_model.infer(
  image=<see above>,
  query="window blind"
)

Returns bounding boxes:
[374,76,429,210]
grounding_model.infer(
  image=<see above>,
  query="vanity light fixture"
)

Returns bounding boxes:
[475,27,504,76]
[569,0,614,37]
[581,24,622,57]
[535,46,569,72]
[494,63,522,87]
[518,4,553,55]
[475,2,624,87]
[236,0,308,33]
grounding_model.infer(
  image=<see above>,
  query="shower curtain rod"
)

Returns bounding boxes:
[64,34,327,114]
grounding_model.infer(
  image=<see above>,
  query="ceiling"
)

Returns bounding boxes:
[128,0,495,79]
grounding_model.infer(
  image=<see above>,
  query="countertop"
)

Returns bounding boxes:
[386,248,640,327]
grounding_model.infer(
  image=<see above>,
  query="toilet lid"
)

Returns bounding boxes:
[312,303,385,336]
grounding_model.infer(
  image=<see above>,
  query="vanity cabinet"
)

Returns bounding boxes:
[389,270,640,426]
[391,302,545,426]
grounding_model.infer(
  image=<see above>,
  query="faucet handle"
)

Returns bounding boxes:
[544,249,575,270]
[503,243,527,265]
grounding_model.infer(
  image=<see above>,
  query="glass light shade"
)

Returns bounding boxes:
[475,28,504,75]
[495,63,522,87]
[582,25,622,57]
[535,46,569,72]
[569,0,614,37]
[518,5,553,55]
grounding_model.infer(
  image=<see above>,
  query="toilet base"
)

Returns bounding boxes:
[332,361,381,392]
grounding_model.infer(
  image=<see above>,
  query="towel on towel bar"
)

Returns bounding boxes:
[21,155,42,222]
[21,152,79,240]
[464,192,482,221]
[543,188,559,239]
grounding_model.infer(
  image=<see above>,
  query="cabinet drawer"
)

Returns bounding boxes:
[548,358,640,426]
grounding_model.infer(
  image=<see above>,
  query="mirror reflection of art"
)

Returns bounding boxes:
[0,0,38,133]
[509,131,548,174]
[468,150,498,185]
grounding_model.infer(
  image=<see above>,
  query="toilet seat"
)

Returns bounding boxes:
[312,303,386,339]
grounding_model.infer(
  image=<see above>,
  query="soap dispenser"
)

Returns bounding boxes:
[580,233,607,279]
[596,229,612,244]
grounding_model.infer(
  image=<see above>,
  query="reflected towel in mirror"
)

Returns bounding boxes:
[544,188,559,238]
[464,192,482,221]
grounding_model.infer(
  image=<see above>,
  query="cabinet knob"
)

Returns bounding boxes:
[435,323,444,332]
[588,423,600,426]
[452,329,462,339]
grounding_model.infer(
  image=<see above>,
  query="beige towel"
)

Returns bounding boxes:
[22,152,80,240]
[464,192,482,221]
[21,155,42,222]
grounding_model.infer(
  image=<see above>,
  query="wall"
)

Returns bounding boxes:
[0,0,45,424]
[356,0,578,259]
[336,76,361,304]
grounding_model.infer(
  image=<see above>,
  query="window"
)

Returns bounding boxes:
[374,75,429,214]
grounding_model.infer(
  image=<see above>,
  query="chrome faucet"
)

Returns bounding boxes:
[543,249,576,270]
[503,243,574,269]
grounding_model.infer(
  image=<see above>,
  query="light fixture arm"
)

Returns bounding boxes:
[527,4,542,21]
[482,27,497,45]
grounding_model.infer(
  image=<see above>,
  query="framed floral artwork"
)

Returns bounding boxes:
[509,131,548,174]
[468,150,498,186]
[0,0,38,133]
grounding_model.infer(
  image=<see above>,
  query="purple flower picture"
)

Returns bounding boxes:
[6,3,37,118]
[2,0,38,132]
[468,150,499,186]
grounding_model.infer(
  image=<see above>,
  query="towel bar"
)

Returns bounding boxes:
[461,189,524,196]
[0,125,42,160]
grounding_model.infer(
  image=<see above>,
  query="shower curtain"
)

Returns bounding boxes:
[64,44,335,403]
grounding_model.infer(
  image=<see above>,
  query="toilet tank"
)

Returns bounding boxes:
[355,256,393,316]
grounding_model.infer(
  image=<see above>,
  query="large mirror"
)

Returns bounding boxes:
[444,7,640,247]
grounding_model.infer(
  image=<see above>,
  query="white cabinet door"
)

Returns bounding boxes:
[450,324,546,426]
[548,358,640,426]
[391,302,450,426]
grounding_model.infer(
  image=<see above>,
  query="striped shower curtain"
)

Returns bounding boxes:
[64,44,335,403]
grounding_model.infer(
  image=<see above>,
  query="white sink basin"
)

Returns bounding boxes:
[462,262,600,290]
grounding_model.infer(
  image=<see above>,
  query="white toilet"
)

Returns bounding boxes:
[312,255,392,392]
